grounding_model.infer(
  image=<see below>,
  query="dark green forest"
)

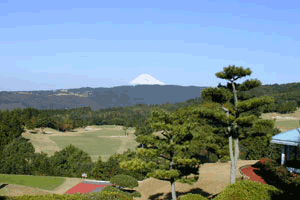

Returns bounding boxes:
[246,82,300,113]
[0,80,298,182]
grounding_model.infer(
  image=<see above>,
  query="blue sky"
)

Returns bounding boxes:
[1,0,299,91]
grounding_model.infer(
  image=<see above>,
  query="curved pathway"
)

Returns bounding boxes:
[239,164,267,184]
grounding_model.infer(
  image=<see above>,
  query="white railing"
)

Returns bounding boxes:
[286,167,300,174]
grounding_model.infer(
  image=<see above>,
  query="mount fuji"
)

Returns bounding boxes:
[0,74,208,110]
[129,74,165,85]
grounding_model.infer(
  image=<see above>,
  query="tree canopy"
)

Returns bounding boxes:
[198,65,280,184]
[120,108,200,200]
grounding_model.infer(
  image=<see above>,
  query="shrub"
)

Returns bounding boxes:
[177,176,199,185]
[92,191,133,200]
[261,158,278,169]
[213,179,283,200]
[259,158,300,192]
[7,192,133,200]
[102,186,141,198]
[220,155,230,163]
[208,152,219,163]
[260,158,266,164]
[130,191,142,198]
[179,193,208,200]
[110,175,138,189]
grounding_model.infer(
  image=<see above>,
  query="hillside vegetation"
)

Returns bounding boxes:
[246,82,300,113]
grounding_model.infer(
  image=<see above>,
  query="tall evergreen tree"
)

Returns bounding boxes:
[199,65,275,184]
[120,108,200,200]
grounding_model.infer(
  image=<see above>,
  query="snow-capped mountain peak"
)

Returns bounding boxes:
[129,74,165,85]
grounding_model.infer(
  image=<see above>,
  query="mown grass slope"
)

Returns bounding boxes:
[22,125,138,162]
[0,174,65,190]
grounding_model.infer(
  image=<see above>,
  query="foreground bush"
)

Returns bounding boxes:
[110,175,138,189]
[3,191,133,200]
[102,185,141,198]
[179,193,208,200]
[213,179,283,200]
[87,191,133,200]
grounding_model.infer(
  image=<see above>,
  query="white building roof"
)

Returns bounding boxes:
[270,128,300,146]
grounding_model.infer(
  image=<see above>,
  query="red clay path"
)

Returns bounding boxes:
[241,166,267,184]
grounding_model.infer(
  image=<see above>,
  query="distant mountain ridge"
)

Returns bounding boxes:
[0,85,207,110]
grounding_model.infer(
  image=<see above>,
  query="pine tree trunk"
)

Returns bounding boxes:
[229,135,235,184]
[169,141,176,200]
[234,138,239,166]
[230,81,239,184]
[171,179,176,200]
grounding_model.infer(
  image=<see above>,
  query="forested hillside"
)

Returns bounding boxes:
[246,82,300,113]
[0,81,298,151]
[0,85,206,111]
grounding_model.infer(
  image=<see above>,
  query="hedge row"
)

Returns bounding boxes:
[178,179,283,200]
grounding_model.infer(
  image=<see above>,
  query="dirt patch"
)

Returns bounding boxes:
[262,107,300,120]
[133,160,259,200]
[22,133,60,155]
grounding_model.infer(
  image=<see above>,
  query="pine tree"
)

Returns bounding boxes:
[120,108,199,200]
[199,65,275,184]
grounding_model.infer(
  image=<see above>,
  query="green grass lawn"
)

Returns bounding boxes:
[275,120,300,131]
[0,174,65,190]
[50,136,122,158]
[24,125,137,162]
[86,129,124,137]
[49,127,128,161]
